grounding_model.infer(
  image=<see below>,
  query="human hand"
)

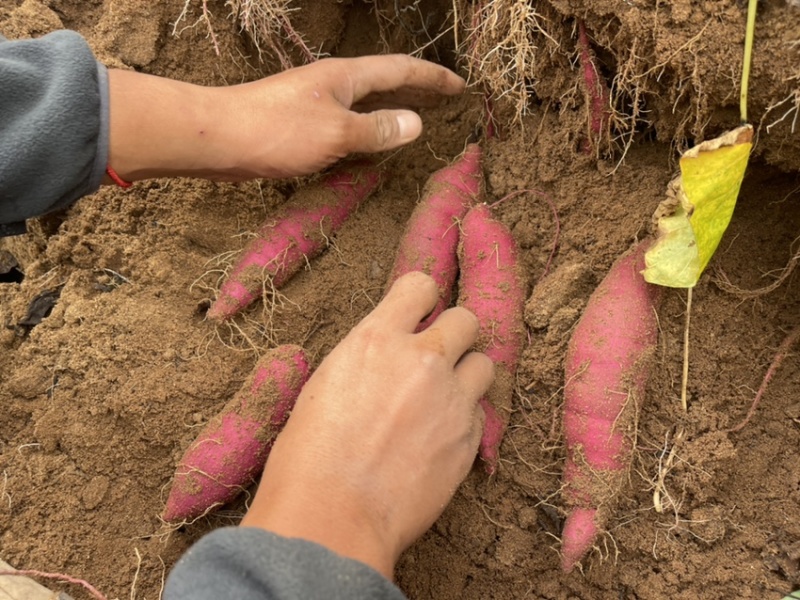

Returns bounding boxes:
[107,55,465,183]
[210,54,466,178]
[240,272,493,578]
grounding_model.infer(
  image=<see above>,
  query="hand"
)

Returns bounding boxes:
[240,272,493,578]
[106,55,465,183]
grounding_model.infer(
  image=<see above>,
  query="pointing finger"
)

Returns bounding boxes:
[366,272,439,333]
[345,55,465,102]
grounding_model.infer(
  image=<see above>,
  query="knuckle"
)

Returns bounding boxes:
[415,344,446,370]
[351,322,388,353]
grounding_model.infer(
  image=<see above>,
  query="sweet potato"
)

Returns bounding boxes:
[561,241,662,572]
[457,203,526,473]
[386,144,482,331]
[207,163,382,321]
[577,19,611,153]
[162,345,310,522]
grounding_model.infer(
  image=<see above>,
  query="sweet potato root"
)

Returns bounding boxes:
[577,19,611,153]
[208,163,382,321]
[163,345,310,522]
[386,144,482,331]
[561,241,662,572]
[457,203,526,473]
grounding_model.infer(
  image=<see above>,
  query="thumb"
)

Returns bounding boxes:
[347,109,422,153]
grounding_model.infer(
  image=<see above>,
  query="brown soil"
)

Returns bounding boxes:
[2,0,800,598]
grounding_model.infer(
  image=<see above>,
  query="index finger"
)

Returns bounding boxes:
[364,271,440,333]
[346,55,466,103]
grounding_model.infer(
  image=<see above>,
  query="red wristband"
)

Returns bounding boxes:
[106,165,132,188]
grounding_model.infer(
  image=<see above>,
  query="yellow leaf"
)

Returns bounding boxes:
[644,125,753,288]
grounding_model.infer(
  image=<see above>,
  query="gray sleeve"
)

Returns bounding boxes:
[0,30,109,236]
[164,527,407,600]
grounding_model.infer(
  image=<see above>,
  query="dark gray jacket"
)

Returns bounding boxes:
[0,30,108,236]
[165,528,406,600]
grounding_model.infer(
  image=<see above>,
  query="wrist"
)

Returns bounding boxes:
[106,69,227,182]
[240,448,400,578]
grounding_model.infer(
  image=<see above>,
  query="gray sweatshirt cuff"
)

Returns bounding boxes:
[93,60,110,193]
[0,30,109,234]
[164,527,407,600]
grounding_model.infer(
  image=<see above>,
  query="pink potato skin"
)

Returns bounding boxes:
[386,144,482,332]
[457,203,526,473]
[162,345,310,522]
[208,163,382,321]
[561,241,662,572]
[577,19,611,152]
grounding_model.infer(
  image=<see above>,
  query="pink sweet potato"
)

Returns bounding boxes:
[561,241,662,572]
[208,163,382,321]
[386,144,482,331]
[457,203,526,473]
[162,344,309,522]
[577,19,611,153]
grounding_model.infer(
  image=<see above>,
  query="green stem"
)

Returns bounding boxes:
[740,0,758,123]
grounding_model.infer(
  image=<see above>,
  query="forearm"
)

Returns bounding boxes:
[107,69,235,182]
[241,454,398,580]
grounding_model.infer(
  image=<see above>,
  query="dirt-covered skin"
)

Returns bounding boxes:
[1,1,800,599]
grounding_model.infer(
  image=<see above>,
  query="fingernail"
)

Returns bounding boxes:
[397,113,420,143]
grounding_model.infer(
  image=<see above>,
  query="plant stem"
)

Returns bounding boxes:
[680,287,692,412]
[740,0,758,123]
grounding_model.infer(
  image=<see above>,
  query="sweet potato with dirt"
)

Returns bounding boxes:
[577,19,611,153]
[560,241,662,572]
[457,203,526,474]
[162,345,310,522]
[386,144,482,331]
[208,163,382,321]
